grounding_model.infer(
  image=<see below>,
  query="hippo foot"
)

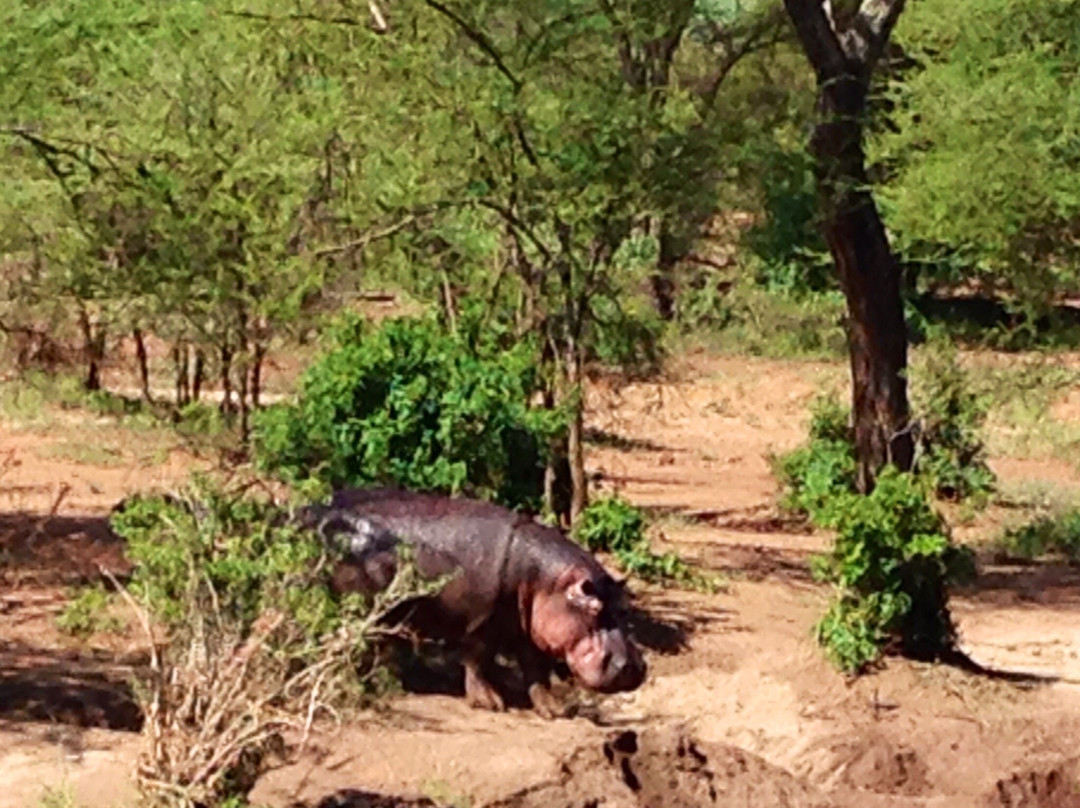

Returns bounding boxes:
[527,683,566,720]
[464,667,506,712]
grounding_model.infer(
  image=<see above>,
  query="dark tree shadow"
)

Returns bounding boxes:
[583,427,671,453]
[937,647,1062,688]
[297,789,438,808]
[0,511,129,585]
[909,291,1080,350]
[956,554,1080,609]
[0,641,143,731]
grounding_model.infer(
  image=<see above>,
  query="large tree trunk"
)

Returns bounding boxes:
[783,0,913,492]
[812,74,913,492]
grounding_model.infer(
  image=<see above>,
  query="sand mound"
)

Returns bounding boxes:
[490,726,832,808]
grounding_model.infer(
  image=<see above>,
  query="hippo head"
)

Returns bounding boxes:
[527,566,646,694]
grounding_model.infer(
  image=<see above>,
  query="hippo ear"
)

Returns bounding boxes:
[566,578,603,616]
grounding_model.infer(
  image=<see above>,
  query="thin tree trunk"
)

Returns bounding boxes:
[812,74,913,492]
[77,308,106,392]
[565,339,587,523]
[442,270,457,335]
[133,329,152,404]
[250,342,265,410]
[238,355,250,443]
[220,344,234,415]
[192,349,205,403]
[649,228,679,321]
[173,342,189,407]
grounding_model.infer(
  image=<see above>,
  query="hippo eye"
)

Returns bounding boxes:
[580,579,598,597]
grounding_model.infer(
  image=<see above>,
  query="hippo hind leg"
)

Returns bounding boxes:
[462,636,506,713]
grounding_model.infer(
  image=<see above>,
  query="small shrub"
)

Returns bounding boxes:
[997,508,1080,562]
[690,285,847,359]
[574,496,645,555]
[910,340,996,503]
[773,394,856,526]
[109,477,434,808]
[56,584,123,637]
[174,401,229,438]
[812,467,975,673]
[253,314,565,512]
[573,496,717,590]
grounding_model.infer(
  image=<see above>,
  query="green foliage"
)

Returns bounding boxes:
[812,467,975,673]
[741,146,833,295]
[998,508,1080,562]
[774,395,857,526]
[680,284,847,358]
[253,314,565,511]
[910,340,997,503]
[56,584,122,637]
[875,0,1080,308]
[778,344,996,521]
[574,496,646,554]
[573,496,717,590]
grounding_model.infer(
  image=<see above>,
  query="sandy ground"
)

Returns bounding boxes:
[3,347,1080,807]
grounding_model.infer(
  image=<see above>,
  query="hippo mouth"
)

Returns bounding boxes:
[566,629,646,694]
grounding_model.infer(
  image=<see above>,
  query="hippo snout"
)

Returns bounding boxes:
[595,636,646,693]
[567,628,646,694]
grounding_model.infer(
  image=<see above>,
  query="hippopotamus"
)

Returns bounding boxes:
[300,488,646,717]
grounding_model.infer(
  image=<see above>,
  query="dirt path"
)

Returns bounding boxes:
[3,351,1080,807]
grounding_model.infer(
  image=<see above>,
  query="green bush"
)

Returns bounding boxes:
[773,394,857,527]
[253,314,566,511]
[108,477,427,807]
[910,340,996,503]
[110,479,371,652]
[574,495,646,555]
[997,508,1080,562]
[573,496,717,590]
[812,467,975,673]
[777,344,995,522]
[56,584,123,637]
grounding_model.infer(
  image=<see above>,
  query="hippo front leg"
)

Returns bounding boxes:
[462,636,506,713]
[515,640,565,720]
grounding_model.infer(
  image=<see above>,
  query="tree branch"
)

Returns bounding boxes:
[477,201,555,265]
[226,4,393,33]
[782,0,849,79]
[314,216,418,258]
[423,1,522,92]
[698,7,790,111]
[853,0,907,69]
[784,0,905,76]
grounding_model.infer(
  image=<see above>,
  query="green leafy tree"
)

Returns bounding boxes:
[872,0,1080,316]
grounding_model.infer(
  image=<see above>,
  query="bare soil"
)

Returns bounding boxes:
[4,346,1080,808]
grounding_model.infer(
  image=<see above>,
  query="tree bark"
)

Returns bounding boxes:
[173,342,190,407]
[192,349,205,403]
[649,227,679,321]
[565,339,588,523]
[77,308,107,392]
[784,0,914,492]
[220,344,234,415]
[250,342,265,410]
[133,329,152,404]
[812,75,913,491]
